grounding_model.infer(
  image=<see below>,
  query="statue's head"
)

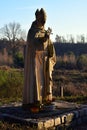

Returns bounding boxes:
[35,8,47,26]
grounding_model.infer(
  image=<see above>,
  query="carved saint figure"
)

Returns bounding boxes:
[23,8,56,106]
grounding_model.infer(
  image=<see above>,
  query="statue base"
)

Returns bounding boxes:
[22,102,56,113]
[0,101,82,129]
[42,104,56,111]
[22,101,42,113]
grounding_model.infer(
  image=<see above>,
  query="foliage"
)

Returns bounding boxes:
[55,53,87,70]
[0,49,13,66]
[77,54,87,70]
[13,52,24,68]
[0,69,24,99]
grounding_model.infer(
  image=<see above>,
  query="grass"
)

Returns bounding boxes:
[0,97,22,106]
[53,69,87,96]
[0,121,33,130]
[56,95,87,104]
[0,69,23,100]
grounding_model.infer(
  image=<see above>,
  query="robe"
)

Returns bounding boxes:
[23,21,56,104]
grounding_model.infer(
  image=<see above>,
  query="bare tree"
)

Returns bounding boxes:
[76,34,85,43]
[80,35,85,43]
[55,35,62,43]
[0,22,26,55]
[69,34,75,43]
[61,36,67,43]
[0,22,26,43]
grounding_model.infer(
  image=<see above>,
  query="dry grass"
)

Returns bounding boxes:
[53,69,87,97]
[0,121,33,130]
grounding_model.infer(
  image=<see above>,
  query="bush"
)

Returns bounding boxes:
[0,69,24,99]
[77,54,87,70]
[13,52,24,68]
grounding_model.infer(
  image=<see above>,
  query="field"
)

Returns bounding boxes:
[53,69,87,98]
[0,68,87,104]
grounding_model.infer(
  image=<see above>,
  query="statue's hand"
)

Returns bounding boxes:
[45,31,50,39]
[44,27,52,39]
[47,27,52,34]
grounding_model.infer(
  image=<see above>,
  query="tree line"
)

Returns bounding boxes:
[54,43,87,70]
[55,53,87,71]
[54,43,87,56]
[55,34,87,43]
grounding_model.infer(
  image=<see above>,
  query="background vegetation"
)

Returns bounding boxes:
[0,68,23,105]
[53,70,87,98]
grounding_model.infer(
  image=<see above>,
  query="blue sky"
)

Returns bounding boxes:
[0,0,87,41]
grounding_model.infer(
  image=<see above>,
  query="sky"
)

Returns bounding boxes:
[0,0,87,41]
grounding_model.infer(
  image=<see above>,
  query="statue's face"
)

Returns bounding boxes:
[36,14,46,27]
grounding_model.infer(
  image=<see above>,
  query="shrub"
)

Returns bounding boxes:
[0,69,24,99]
[13,52,24,68]
[77,54,87,70]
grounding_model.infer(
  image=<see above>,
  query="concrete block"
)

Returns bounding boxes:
[54,116,61,126]
[61,114,67,124]
[29,119,43,129]
[43,118,54,128]
[66,112,74,123]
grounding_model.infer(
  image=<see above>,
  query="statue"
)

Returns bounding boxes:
[23,8,56,109]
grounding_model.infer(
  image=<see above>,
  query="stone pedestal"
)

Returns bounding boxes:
[0,101,86,130]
